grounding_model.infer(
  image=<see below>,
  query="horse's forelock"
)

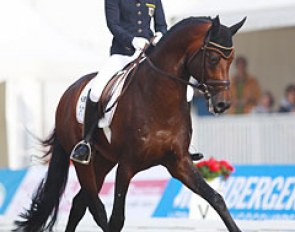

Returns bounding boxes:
[210,24,233,48]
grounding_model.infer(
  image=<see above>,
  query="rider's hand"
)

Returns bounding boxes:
[132,37,149,51]
[152,32,163,45]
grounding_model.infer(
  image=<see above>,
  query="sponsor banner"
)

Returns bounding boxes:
[5,165,170,218]
[3,165,295,220]
[153,178,190,218]
[221,165,295,220]
[154,165,295,220]
[0,169,27,214]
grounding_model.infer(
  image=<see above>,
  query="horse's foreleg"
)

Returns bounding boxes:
[108,164,134,232]
[166,156,241,232]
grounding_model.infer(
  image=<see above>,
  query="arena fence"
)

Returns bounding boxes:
[191,113,295,164]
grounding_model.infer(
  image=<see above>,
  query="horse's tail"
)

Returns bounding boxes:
[14,129,70,231]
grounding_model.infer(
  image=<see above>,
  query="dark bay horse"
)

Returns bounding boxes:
[15,16,245,232]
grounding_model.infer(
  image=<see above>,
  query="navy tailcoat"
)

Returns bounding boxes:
[105,0,167,56]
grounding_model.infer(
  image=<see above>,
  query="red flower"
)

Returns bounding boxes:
[194,157,235,181]
[209,162,221,172]
[196,160,206,168]
[220,159,235,172]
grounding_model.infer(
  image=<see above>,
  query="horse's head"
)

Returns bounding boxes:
[187,16,246,114]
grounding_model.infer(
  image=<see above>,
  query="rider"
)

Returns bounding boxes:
[71,0,203,164]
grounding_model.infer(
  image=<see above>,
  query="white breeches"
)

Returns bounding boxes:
[90,51,141,102]
[90,50,195,103]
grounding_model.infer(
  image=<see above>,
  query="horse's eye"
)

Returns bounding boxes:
[209,54,221,65]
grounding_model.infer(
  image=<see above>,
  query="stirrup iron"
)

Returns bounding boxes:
[70,141,92,164]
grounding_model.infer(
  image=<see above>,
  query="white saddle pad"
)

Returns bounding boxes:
[76,70,130,128]
[76,58,194,128]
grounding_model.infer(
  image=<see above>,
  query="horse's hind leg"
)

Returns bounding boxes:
[165,156,241,232]
[88,154,116,232]
[108,164,134,232]
[65,190,88,232]
[65,188,109,232]
[68,153,116,232]
[87,191,110,232]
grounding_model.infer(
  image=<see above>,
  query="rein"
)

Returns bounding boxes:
[145,57,201,89]
[104,30,234,113]
[146,30,233,99]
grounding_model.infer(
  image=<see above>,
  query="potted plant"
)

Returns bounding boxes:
[195,157,235,181]
[189,157,235,220]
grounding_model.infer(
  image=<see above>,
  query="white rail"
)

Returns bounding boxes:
[191,113,295,164]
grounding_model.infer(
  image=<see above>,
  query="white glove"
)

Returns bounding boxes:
[152,32,163,45]
[132,37,149,51]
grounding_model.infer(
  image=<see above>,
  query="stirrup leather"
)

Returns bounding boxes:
[70,140,92,165]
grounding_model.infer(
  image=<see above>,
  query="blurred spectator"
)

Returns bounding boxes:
[252,91,275,114]
[278,84,295,113]
[228,56,261,114]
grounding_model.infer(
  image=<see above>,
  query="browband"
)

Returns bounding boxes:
[206,41,234,59]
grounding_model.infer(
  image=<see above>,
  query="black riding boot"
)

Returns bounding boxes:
[190,152,204,161]
[70,94,100,164]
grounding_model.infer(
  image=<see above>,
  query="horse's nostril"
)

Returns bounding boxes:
[215,101,230,112]
[217,102,227,109]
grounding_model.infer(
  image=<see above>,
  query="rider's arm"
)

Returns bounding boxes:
[105,0,133,47]
[154,0,168,34]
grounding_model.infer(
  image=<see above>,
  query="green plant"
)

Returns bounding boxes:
[195,157,235,181]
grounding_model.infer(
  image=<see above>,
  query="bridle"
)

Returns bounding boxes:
[146,30,234,100]
[104,29,235,114]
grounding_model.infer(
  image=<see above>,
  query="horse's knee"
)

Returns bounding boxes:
[212,192,227,212]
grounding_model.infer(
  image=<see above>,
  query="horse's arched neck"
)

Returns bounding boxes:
[139,22,212,108]
[149,22,211,80]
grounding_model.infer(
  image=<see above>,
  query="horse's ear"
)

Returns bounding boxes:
[230,17,247,35]
[211,15,221,36]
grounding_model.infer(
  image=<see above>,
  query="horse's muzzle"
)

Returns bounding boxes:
[214,101,231,114]
[209,88,231,114]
